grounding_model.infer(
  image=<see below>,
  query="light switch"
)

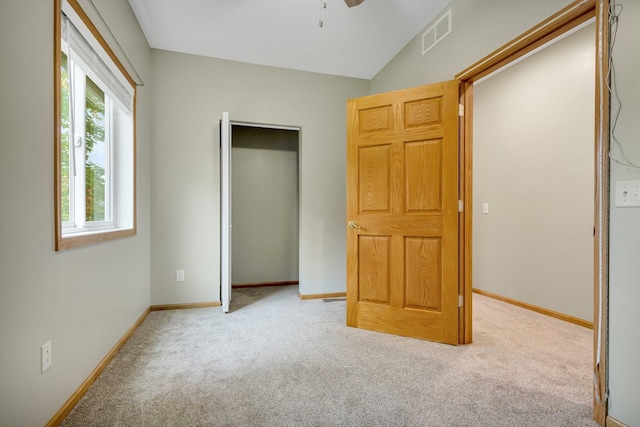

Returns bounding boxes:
[482,203,489,214]
[176,270,185,282]
[615,180,640,207]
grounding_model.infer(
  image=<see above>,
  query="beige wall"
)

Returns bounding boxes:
[150,50,370,304]
[370,0,572,94]
[473,23,595,322]
[0,0,152,425]
[3,0,638,424]
[608,0,640,424]
[231,126,299,285]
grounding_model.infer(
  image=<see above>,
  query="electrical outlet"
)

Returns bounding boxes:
[615,180,640,207]
[176,270,185,282]
[41,341,52,373]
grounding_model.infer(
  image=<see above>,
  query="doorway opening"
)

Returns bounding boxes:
[471,20,595,326]
[221,118,301,312]
[456,1,609,423]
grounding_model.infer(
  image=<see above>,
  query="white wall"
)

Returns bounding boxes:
[231,126,299,284]
[0,0,152,425]
[150,50,370,304]
[372,0,640,425]
[607,0,640,424]
[473,24,595,322]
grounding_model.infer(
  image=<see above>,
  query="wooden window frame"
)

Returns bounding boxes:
[54,0,137,251]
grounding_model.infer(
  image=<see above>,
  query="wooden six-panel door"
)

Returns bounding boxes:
[346,81,459,345]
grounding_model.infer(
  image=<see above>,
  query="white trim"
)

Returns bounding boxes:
[221,112,232,314]
[229,120,301,132]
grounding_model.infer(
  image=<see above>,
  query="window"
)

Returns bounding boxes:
[55,0,136,250]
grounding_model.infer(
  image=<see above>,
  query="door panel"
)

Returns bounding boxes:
[358,235,391,304]
[221,112,232,313]
[346,81,459,345]
[405,236,442,311]
[405,139,442,213]
[359,145,391,213]
[359,106,393,133]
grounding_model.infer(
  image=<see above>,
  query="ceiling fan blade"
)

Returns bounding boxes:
[344,0,365,7]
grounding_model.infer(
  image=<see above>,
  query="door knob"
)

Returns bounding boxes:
[348,221,361,230]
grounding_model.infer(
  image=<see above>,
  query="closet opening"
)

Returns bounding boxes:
[221,120,301,311]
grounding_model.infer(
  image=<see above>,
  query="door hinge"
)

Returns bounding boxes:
[459,103,465,117]
[458,295,464,307]
[458,200,464,212]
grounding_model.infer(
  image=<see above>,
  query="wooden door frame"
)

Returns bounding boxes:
[454,0,609,424]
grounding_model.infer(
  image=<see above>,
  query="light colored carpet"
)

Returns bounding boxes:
[61,286,598,426]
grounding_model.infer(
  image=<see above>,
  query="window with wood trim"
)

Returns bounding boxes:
[55,0,136,250]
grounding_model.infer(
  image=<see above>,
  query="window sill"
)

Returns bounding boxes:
[56,227,136,251]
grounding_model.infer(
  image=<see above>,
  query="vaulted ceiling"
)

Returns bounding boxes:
[127,0,451,79]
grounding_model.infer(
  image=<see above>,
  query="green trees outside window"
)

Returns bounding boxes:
[84,77,106,222]
[60,53,108,224]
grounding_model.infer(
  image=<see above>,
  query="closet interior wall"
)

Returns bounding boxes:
[231,125,300,286]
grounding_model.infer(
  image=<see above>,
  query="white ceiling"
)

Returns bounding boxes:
[127,0,451,79]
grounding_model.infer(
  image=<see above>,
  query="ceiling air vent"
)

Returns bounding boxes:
[422,9,452,56]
